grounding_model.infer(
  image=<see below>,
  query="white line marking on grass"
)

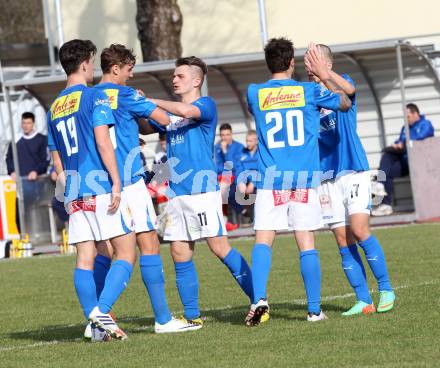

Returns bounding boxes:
[0,338,82,352]
[1,279,437,352]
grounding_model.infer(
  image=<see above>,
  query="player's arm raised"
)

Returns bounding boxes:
[305,43,352,111]
[94,125,121,213]
[150,99,201,120]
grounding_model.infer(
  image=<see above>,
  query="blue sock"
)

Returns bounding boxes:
[174,260,199,320]
[74,268,97,319]
[93,254,111,299]
[359,235,392,292]
[223,248,253,302]
[98,260,133,313]
[140,255,172,325]
[349,244,367,279]
[340,245,373,304]
[251,243,272,304]
[299,249,321,314]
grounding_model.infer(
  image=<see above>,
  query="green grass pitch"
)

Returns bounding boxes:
[1,223,439,367]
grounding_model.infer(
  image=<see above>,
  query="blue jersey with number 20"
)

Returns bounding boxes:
[247,79,341,189]
[47,84,116,202]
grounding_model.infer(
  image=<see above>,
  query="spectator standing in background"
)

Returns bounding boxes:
[5,112,49,230]
[214,123,244,230]
[6,112,49,181]
[372,103,434,216]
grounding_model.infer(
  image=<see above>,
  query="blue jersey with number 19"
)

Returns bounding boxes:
[94,82,157,187]
[47,84,116,203]
[247,79,341,189]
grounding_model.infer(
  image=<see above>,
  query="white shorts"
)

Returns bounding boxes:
[67,192,134,244]
[162,191,227,242]
[124,179,157,233]
[253,188,322,231]
[318,171,372,229]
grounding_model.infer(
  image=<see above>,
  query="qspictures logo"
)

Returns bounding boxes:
[51,91,82,120]
[258,86,305,111]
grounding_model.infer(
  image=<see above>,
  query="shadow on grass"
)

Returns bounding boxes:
[201,302,345,325]
[7,302,344,342]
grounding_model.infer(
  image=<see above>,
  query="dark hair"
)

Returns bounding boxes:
[59,39,97,75]
[101,44,136,73]
[220,123,232,132]
[264,37,294,73]
[21,112,35,122]
[175,56,208,75]
[318,44,333,63]
[159,133,166,141]
[139,138,146,146]
[406,103,420,115]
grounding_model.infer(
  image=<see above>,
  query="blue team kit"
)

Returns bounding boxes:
[47,84,116,203]
[247,78,341,190]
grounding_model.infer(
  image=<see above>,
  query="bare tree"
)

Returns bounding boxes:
[0,0,45,43]
[136,0,183,62]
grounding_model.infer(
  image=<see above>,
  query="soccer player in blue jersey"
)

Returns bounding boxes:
[305,43,395,315]
[91,44,197,334]
[47,39,137,340]
[245,38,352,326]
[142,56,254,328]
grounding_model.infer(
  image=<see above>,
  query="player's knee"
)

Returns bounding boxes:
[351,225,370,242]
[137,231,160,255]
[207,236,231,260]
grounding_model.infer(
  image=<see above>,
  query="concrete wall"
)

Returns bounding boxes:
[49,0,440,59]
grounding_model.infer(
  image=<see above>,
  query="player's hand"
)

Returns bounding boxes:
[305,43,330,81]
[136,89,145,97]
[10,172,16,181]
[27,171,38,181]
[108,184,121,214]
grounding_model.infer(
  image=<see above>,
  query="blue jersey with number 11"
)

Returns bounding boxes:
[247,79,341,189]
[47,84,116,203]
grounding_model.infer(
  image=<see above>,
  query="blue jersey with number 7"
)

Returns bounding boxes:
[247,79,341,189]
[47,84,116,202]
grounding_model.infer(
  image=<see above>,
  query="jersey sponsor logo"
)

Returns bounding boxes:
[104,89,119,109]
[258,86,305,111]
[272,189,309,206]
[68,197,97,214]
[51,91,82,120]
[320,108,337,132]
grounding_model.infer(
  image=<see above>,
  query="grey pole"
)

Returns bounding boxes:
[54,0,64,46]
[257,0,268,48]
[42,0,56,74]
[0,64,26,236]
[396,42,411,149]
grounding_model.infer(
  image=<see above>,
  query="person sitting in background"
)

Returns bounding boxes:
[214,123,244,231]
[372,103,434,216]
[236,130,258,220]
[6,112,49,181]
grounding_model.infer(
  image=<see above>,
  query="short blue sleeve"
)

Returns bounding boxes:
[247,84,256,113]
[126,88,158,119]
[314,83,341,111]
[47,111,57,152]
[92,90,115,128]
[193,96,216,122]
